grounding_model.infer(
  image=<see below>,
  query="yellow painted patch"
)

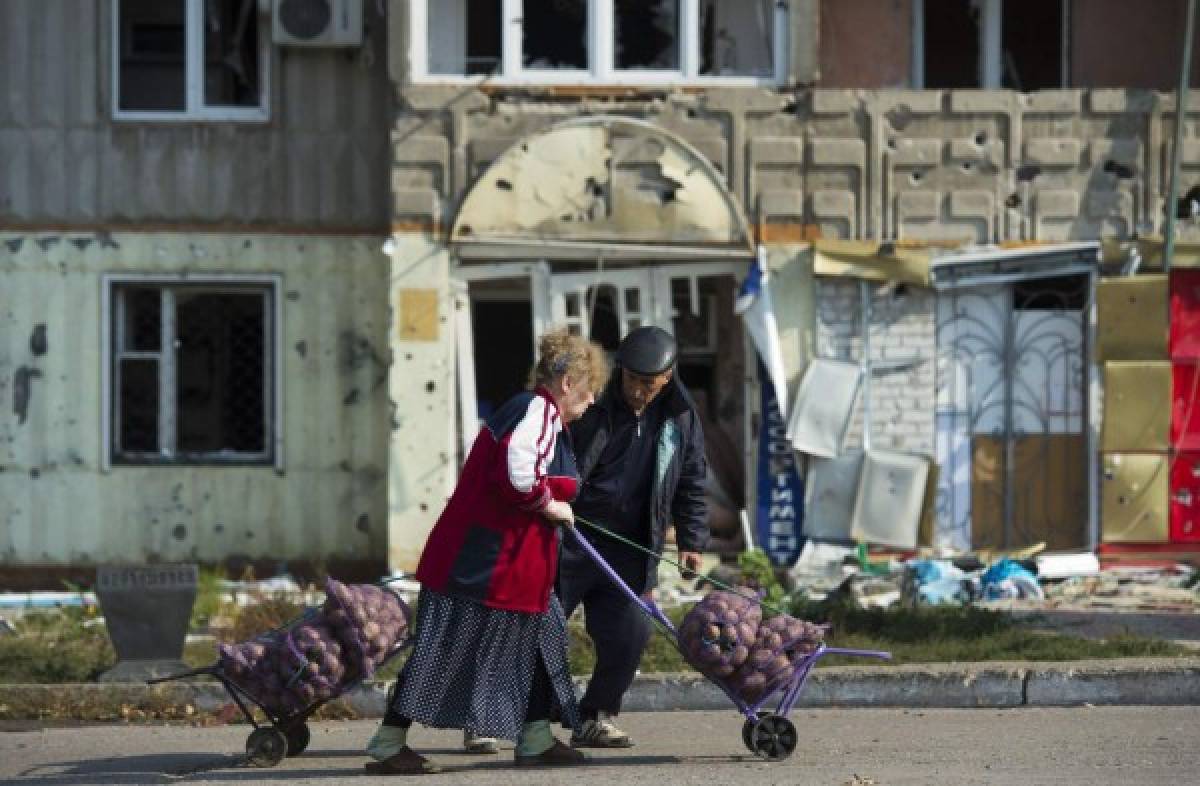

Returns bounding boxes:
[398,289,439,341]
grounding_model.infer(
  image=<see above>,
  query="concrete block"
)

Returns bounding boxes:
[799,664,1027,708]
[811,138,867,166]
[1025,660,1200,706]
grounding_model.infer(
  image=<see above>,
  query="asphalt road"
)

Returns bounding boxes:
[2,707,1198,785]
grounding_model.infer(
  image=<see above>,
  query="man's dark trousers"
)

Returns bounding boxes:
[557,537,651,716]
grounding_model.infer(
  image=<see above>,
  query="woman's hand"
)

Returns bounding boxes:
[542,499,575,528]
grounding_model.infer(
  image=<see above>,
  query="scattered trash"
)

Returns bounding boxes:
[980,559,1044,601]
[784,543,1199,615]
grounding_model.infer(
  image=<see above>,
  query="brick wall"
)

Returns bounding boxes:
[815,278,937,457]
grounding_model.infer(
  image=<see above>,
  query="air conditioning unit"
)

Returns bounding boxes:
[272,0,363,47]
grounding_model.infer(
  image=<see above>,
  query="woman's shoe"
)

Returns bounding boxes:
[363,747,443,775]
[514,738,588,767]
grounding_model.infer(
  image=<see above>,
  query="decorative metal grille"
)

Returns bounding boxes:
[935,275,1088,550]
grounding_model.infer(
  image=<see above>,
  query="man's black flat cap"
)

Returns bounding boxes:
[617,326,677,375]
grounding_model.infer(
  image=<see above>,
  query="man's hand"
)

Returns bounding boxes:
[679,550,703,579]
[542,499,575,528]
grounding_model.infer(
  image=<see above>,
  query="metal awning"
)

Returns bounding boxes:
[812,240,1101,289]
[928,242,1101,289]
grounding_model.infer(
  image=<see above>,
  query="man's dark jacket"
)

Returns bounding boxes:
[568,368,709,591]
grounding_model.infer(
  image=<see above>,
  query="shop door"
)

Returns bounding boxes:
[935,275,1089,550]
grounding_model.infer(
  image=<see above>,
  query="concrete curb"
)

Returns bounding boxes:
[2,659,1198,721]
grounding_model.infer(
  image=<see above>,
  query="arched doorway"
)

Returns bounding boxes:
[450,116,755,554]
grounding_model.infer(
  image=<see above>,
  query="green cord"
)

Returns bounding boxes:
[573,515,791,618]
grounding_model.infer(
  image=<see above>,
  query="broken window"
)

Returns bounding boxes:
[116,0,267,119]
[428,0,502,75]
[524,0,588,70]
[999,0,1064,91]
[919,0,1066,89]
[412,0,781,82]
[699,0,775,77]
[111,282,276,464]
[615,0,680,71]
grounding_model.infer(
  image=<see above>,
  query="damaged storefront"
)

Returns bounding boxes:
[449,117,755,557]
[784,241,1100,555]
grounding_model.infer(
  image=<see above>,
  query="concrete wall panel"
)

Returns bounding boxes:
[0,0,391,230]
[0,231,391,568]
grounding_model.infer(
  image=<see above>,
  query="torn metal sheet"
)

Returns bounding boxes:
[786,358,862,458]
[849,450,931,549]
[803,452,864,541]
[449,117,752,250]
[1100,453,1169,543]
[1101,237,1200,271]
[1096,275,1168,361]
[1101,361,1171,452]
[813,240,934,287]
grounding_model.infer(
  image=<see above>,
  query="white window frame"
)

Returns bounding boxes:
[101,273,284,471]
[112,0,271,122]
[411,0,787,86]
[911,0,1070,90]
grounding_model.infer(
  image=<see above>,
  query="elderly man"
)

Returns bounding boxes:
[560,326,708,748]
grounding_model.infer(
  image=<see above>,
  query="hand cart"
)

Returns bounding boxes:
[149,585,412,768]
[567,522,891,762]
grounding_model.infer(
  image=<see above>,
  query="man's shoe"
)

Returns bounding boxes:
[363,747,443,775]
[463,730,499,754]
[570,713,633,748]
[514,738,587,767]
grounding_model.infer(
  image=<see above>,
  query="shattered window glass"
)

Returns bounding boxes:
[204,0,261,107]
[176,292,267,454]
[429,0,502,75]
[698,0,774,77]
[523,0,588,70]
[119,359,160,453]
[122,288,162,352]
[118,0,187,111]
[586,286,621,351]
[615,0,680,71]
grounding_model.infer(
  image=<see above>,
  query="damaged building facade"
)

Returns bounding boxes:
[386,0,1200,569]
[0,0,394,579]
[5,0,1200,578]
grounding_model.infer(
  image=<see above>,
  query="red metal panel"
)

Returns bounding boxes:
[1169,452,1200,543]
[1170,269,1200,359]
[1171,362,1200,451]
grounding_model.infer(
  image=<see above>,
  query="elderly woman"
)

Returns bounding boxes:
[365,329,609,775]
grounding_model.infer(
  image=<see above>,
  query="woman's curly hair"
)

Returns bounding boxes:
[529,328,610,393]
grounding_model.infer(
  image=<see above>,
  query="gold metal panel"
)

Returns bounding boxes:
[1100,453,1169,543]
[1101,362,1172,452]
[1096,275,1168,361]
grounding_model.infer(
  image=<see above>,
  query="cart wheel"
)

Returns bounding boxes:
[741,713,763,751]
[245,727,288,767]
[284,722,311,756]
[746,714,797,762]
